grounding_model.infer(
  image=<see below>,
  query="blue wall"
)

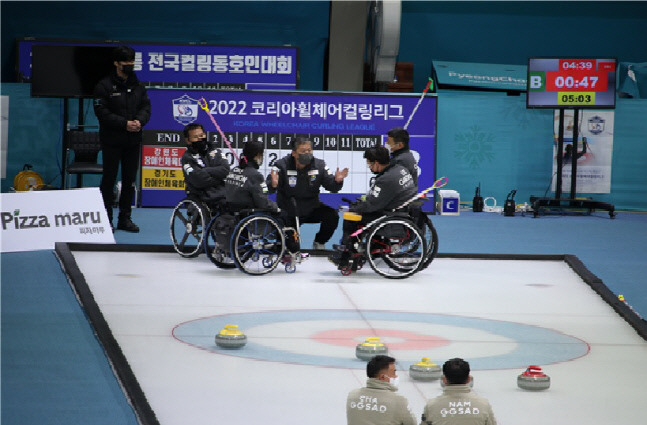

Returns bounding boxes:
[2,1,646,210]
[435,92,647,211]
[0,1,331,90]
[400,1,647,92]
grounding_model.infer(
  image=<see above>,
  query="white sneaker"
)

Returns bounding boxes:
[312,242,326,250]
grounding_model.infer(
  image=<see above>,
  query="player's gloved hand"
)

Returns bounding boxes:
[341,197,358,207]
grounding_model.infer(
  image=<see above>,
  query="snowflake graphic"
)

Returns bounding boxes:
[454,125,495,169]
[501,100,535,129]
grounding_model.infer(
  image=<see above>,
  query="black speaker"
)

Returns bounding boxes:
[473,196,484,212]
[504,190,517,216]
[473,184,483,212]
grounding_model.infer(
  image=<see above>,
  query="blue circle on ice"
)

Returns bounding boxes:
[172,310,589,370]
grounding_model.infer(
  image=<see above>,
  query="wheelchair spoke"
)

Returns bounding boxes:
[190,225,202,239]
[239,249,254,263]
[260,248,280,256]
[176,212,189,226]
[179,231,190,248]
[236,243,254,255]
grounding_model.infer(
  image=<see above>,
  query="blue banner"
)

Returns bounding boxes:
[142,89,437,208]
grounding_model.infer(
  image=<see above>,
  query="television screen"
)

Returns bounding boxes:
[527,58,616,109]
[31,45,115,98]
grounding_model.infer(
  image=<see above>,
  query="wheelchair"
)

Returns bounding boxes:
[408,202,439,271]
[203,207,308,276]
[332,199,438,279]
[170,196,218,258]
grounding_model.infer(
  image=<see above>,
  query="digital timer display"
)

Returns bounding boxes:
[527,58,616,109]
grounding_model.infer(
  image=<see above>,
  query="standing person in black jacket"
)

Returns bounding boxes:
[385,127,418,188]
[267,137,348,250]
[93,46,151,232]
[180,123,230,207]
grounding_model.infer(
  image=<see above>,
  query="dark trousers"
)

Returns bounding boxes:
[100,143,140,222]
[288,203,339,244]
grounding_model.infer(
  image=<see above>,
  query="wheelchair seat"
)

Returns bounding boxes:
[224,202,275,216]
[342,211,363,222]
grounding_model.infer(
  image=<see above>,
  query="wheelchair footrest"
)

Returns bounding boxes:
[281,252,309,265]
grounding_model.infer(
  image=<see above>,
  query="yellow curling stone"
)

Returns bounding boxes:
[355,337,388,361]
[215,324,247,349]
[409,357,442,381]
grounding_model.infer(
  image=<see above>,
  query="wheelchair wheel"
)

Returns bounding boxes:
[170,198,209,258]
[231,214,285,275]
[204,215,236,269]
[365,218,426,279]
[419,215,439,270]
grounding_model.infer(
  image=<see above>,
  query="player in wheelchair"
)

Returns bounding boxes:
[203,140,308,275]
[329,146,432,279]
[170,123,230,257]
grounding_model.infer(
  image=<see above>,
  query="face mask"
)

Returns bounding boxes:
[297,153,313,165]
[191,138,208,154]
[389,376,400,387]
[121,64,135,75]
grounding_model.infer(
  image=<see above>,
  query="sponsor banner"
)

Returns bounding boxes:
[142,145,186,168]
[432,61,527,91]
[552,110,614,194]
[17,38,298,89]
[141,168,185,191]
[1,188,114,252]
[141,89,438,207]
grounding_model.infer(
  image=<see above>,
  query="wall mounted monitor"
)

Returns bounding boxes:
[527,58,616,109]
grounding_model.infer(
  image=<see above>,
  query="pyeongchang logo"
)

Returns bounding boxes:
[448,71,526,86]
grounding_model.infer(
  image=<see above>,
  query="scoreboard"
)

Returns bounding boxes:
[141,89,438,208]
[527,58,616,109]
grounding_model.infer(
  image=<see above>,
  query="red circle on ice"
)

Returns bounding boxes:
[311,328,451,350]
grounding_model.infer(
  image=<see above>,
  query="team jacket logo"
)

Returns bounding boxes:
[349,396,387,413]
[173,94,199,125]
[440,401,480,418]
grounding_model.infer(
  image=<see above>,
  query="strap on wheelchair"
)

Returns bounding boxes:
[383,210,410,218]
[225,202,274,216]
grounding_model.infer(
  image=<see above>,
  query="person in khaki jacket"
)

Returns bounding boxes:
[420,358,497,425]
[347,355,417,425]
